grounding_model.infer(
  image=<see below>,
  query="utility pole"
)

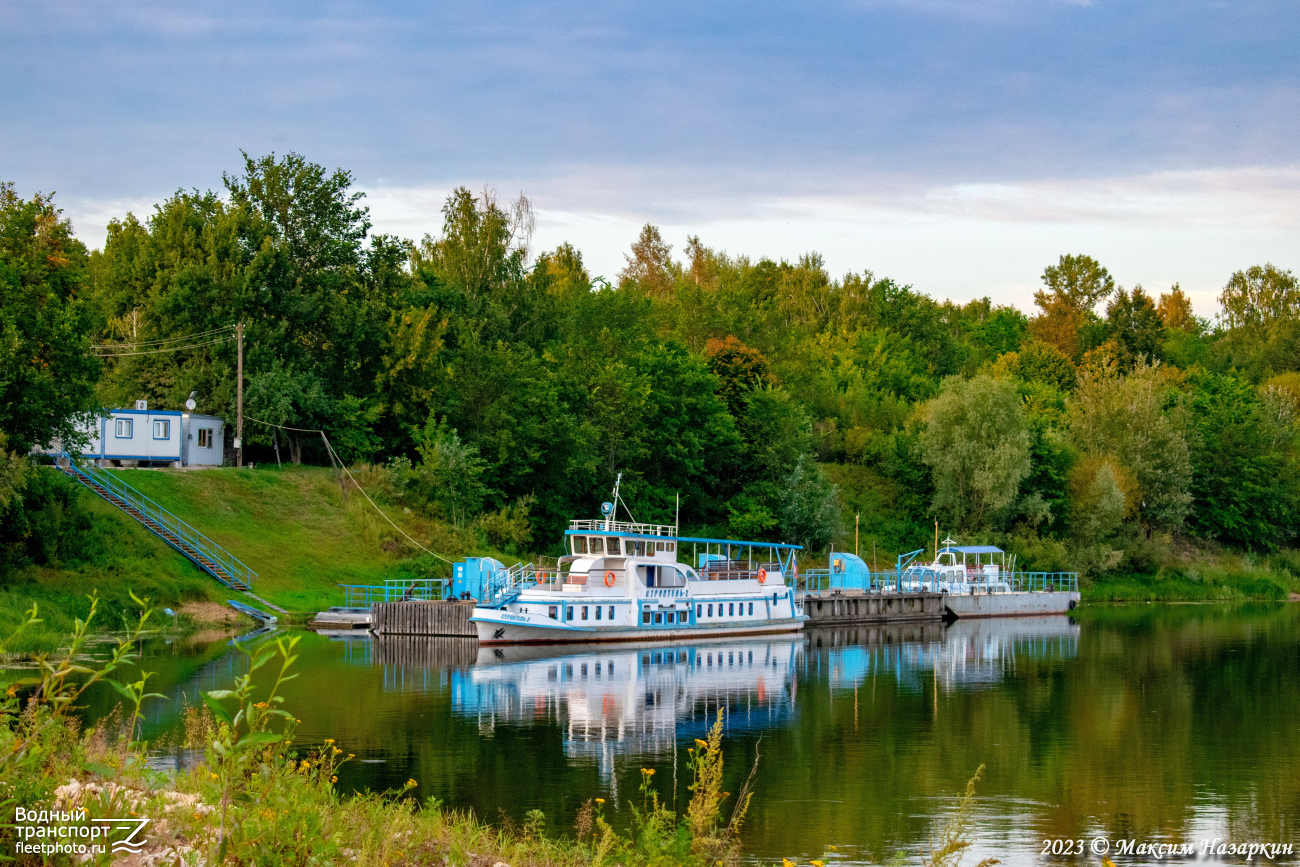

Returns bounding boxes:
[855,513,860,557]
[236,322,244,468]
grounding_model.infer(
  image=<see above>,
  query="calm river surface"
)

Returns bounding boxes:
[98,603,1300,865]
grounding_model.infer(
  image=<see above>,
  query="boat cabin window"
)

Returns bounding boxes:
[588,537,604,555]
[638,565,684,587]
[606,537,621,555]
[573,536,588,555]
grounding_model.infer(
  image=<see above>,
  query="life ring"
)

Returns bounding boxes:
[604,570,616,587]
[537,571,547,582]
[757,568,767,584]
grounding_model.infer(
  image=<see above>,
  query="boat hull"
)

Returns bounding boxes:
[943,590,1079,619]
[471,607,806,645]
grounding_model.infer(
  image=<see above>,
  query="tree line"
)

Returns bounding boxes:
[2,153,1299,576]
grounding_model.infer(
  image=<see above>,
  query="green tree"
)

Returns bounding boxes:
[0,183,101,454]
[1069,360,1192,533]
[1030,254,1115,362]
[1217,263,1300,377]
[780,455,842,552]
[1184,370,1300,550]
[1105,286,1166,366]
[920,374,1031,531]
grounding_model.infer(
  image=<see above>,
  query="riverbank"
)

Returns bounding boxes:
[1081,548,1300,603]
[0,465,515,653]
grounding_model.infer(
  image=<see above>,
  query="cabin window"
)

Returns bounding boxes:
[696,604,702,618]
[548,606,558,620]
[566,607,574,621]
[606,537,621,555]
[642,609,651,624]
[608,606,615,620]
[667,542,675,552]
[114,418,133,438]
[654,612,662,624]
[772,592,778,607]
[595,606,602,620]
[153,419,170,439]
[573,536,588,555]
[198,428,213,447]
[748,602,754,615]
[728,603,734,616]
[589,537,604,555]
[707,604,713,617]
[582,606,589,620]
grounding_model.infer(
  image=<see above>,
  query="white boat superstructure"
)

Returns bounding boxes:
[471,486,806,644]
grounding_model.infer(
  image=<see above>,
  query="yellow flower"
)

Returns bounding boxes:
[813,861,825,867]
[331,775,338,783]
[406,778,418,788]
[594,798,605,804]
[827,846,837,852]
[324,738,334,744]
[783,859,797,867]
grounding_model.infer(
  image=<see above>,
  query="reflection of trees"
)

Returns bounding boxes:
[737,604,1300,861]
[86,607,1300,858]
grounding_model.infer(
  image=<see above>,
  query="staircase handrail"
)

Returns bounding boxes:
[61,457,257,587]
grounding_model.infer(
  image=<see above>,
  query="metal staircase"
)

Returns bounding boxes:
[56,457,258,592]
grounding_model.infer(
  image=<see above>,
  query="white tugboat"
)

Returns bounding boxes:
[470,478,806,645]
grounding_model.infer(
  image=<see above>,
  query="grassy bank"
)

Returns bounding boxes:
[1081,548,1300,603]
[1,465,516,651]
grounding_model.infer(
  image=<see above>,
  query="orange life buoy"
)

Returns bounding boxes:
[604,570,616,587]
[537,571,547,582]
[758,568,768,584]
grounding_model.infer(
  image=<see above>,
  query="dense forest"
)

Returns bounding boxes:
[3,153,1300,579]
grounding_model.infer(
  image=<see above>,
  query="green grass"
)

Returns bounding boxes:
[76,465,483,613]
[1083,557,1300,603]
[1,465,523,644]
[1,490,221,653]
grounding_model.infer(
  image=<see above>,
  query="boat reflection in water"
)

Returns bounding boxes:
[806,615,1080,691]
[459,638,802,785]
[359,616,1078,784]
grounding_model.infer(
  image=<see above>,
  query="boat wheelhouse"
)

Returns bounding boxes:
[470,515,806,645]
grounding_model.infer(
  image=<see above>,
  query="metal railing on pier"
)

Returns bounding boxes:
[339,579,450,608]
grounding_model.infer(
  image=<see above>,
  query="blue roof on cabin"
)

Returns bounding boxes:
[939,545,1004,555]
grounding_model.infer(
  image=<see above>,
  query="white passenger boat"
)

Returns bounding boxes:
[470,488,806,645]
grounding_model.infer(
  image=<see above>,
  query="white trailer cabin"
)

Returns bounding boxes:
[45,406,227,468]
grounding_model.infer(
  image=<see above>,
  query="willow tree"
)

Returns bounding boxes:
[920,374,1031,532]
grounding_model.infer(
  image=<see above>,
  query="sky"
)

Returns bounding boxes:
[3,0,1298,316]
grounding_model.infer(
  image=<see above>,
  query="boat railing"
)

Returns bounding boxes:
[800,566,1079,595]
[569,519,676,537]
[339,578,449,607]
[700,560,783,582]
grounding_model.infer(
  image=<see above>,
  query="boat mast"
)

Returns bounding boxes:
[606,472,622,531]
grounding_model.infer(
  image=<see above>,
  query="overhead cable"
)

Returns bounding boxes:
[243,414,455,565]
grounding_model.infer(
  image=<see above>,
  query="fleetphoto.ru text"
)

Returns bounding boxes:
[12,806,150,857]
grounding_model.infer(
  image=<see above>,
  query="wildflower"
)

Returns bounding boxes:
[331,776,338,783]
[209,772,219,780]
[324,738,335,745]
[406,779,418,788]
[594,798,604,804]
[813,862,825,867]
[783,860,797,867]
[695,739,708,748]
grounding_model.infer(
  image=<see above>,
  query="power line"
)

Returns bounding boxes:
[91,335,235,357]
[90,325,235,349]
[243,414,455,565]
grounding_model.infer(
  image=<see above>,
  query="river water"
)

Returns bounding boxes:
[99,603,1299,865]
